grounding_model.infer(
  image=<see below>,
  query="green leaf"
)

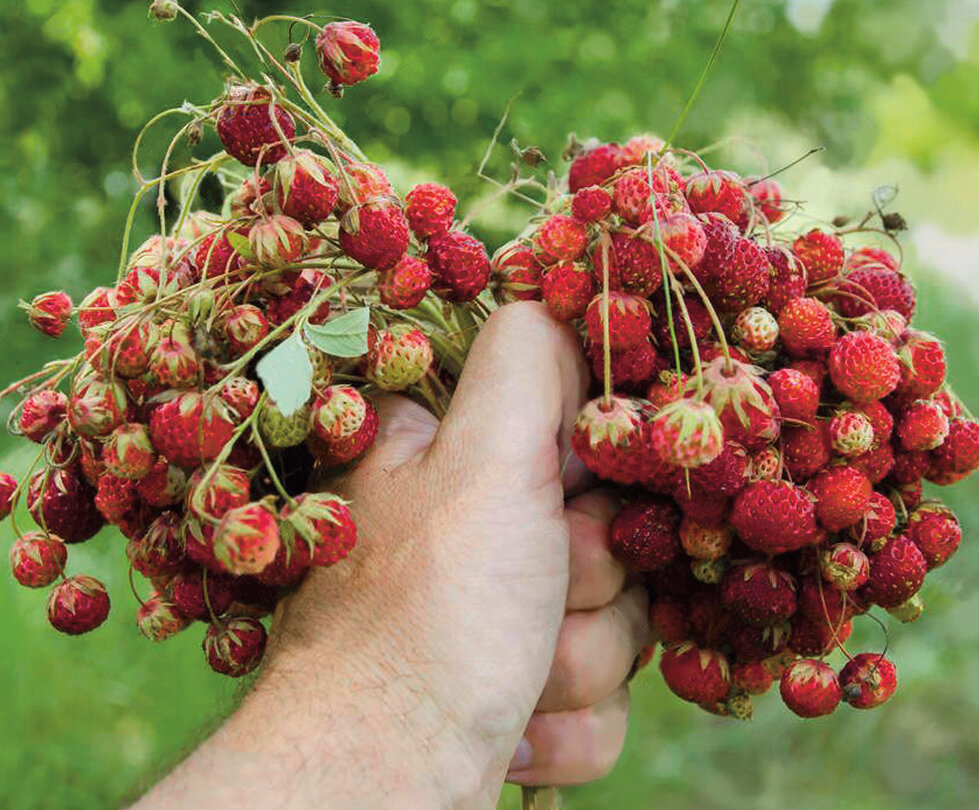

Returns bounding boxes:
[255,333,313,417]
[226,231,255,260]
[303,307,371,358]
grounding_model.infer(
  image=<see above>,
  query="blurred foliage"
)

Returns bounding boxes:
[2,1,979,809]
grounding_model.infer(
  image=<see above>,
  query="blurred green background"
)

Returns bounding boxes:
[2,0,979,808]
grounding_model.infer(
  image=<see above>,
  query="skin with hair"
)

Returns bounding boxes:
[131,302,649,810]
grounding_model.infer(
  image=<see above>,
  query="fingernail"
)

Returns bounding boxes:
[508,737,533,772]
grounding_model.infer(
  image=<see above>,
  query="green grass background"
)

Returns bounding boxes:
[2,1,979,807]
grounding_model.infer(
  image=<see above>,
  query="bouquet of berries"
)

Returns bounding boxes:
[502,137,978,719]
[2,5,496,677]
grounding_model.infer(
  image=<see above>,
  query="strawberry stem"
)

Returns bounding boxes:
[600,231,612,408]
[667,246,733,373]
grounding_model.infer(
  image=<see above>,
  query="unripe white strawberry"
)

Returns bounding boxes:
[732,306,779,353]
[830,411,875,457]
[365,325,433,391]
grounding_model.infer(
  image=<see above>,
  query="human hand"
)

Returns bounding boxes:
[134,302,649,810]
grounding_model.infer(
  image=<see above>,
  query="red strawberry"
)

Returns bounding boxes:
[170,569,236,621]
[649,399,724,469]
[846,246,900,273]
[748,177,784,223]
[571,185,612,223]
[798,577,859,625]
[659,642,731,704]
[263,268,333,327]
[897,400,949,451]
[94,473,137,524]
[848,491,896,549]
[758,248,806,316]
[308,385,379,466]
[493,243,543,302]
[137,595,190,642]
[103,423,156,480]
[316,21,380,88]
[77,286,116,336]
[379,255,434,309]
[895,332,946,399]
[340,202,410,271]
[611,168,656,225]
[619,134,666,164]
[768,368,819,425]
[836,265,916,321]
[534,214,589,264]
[780,659,842,718]
[721,562,797,626]
[213,500,281,576]
[829,411,874,457]
[654,211,708,273]
[10,531,67,587]
[67,373,128,437]
[730,480,819,554]
[701,357,779,451]
[568,142,626,193]
[148,392,237,469]
[216,83,294,166]
[732,306,778,353]
[928,417,979,480]
[571,395,656,485]
[684,170,749,230]
[196,227,248,284]
[47,575,110,635]
[255,533,313,587]
[687,441,748,495]
[839,653,897,709]
[706,237,771,312]
[593,229,664,297]
[852,400,894,448]
[426,230,492,301]
[541,261,595,321]
[18,390,68,442]
[820,542,870,591]
[691,212,739,285]
[906,502,961,569]
[808,465,871,532]
[850,441,896,484]
[94,316,156,378]
[781,424,832,481]
[136,460,187,508]
[727,619,790,662]
[248,214,307,267]
[127,511,186,578]
[220,377,261,422]
[279,492,358,567]
[609,497,681,571]
[584,292,651,350]
[27,291,72,337]
[405,182,457,239]
[27,466,104,542]
[790,614,851,657]
[204,616,268,677]
[860,535,926,608]
[0,472,16,520]
[778,297,837,358]
[185,465,251,530]
[792,229,843,285]
[335,161,392,210]
[828,331,901,403]
[647,369,689,409]
[273,148,339,226]
[588,338,661,390]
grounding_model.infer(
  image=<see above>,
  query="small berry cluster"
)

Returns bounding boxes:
[493,136,977,719]
[2,13,493,678]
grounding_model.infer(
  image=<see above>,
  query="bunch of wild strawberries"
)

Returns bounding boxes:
[1,10,494,677]
[492,136,979,718]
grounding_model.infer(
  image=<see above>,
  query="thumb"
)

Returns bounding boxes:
[432,302,589,482]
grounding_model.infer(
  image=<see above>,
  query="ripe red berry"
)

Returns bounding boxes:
[149,392,237,469]
[534,214,589,264]
[836,265,916,321]
[649,399,725,469]
[427,230,492,301]
[379,256,434,309]
[721,562,797,626]
[27,291,72,337]
[568,142,626,193]
[204,616,268,677]
[273,149,339,227]
[18,390,68,443]
[572,395,657,485]
[339,202,410,271]
[659,642,731,704]
[820,543,870,591]
[707,237,771,312]
[541,261,596,321]
[781,423,832,481]
[895,332,946,400]
[768,368,819,425]
[928,417,979,479]
[47,575,110,635]
[593,228,665,297]
[405,182,457,239]
[684,170,749,231]
[315,21,381,88]
[215,83,295,167]
[584,291,651,350]
[748,177,784,223]
[792,229,844,285]
[897,400,949,451]
[10,531,67,588]
[170,569,236,621]
[828,331,901,403]
[127,511,186,578]
[571,185,613,223]
[137,595,190,642]
[860,535,926,608]
[27,465,104,543]
[808,465,872,532]
[248,214,308,267]
[730,480,820,554]
[906,502,961,569]
[213,501,281,576]
[701,357,779,452]
[762,246,807,314]
[609,498,681,572]
[849,491,896,548]
[839,653,897,709]
[778,297,837,359]
[780,659,842,718]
